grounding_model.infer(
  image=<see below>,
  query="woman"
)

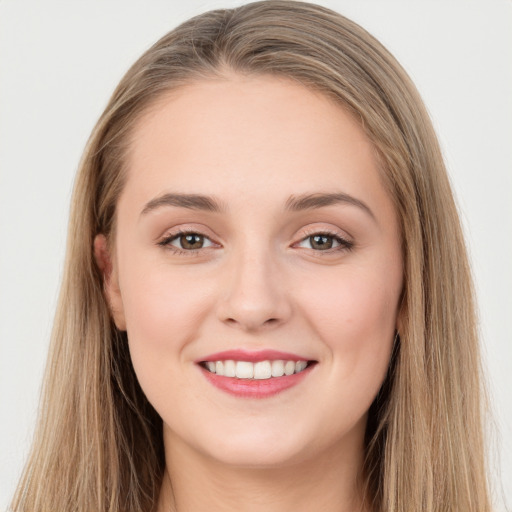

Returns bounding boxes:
[10,1,493,511]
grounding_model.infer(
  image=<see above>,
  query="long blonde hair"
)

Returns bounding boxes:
[11,2,491,511]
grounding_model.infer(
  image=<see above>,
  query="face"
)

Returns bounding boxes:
[98,74,403,468]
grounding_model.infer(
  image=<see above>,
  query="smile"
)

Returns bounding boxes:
[200,359,311,379]
[197,349,317,398]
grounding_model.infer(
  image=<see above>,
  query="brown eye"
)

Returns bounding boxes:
[309,234,334,250]
[179,233,205,250]
[160,232,215,251]
[296,232,353,252]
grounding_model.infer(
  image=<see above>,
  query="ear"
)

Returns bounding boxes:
[93,234,127,331]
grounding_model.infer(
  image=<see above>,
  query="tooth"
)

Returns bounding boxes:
[224,360,236,377]
[254,361,272,379]
[206,359,308,378]
[295,361,307,373]
[236,361,254,379]
[271,360,285,377]
[284,360,295,376]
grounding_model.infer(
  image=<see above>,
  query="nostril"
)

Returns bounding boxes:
[223,316,282,331]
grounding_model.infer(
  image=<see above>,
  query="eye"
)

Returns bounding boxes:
[159,231,215,251]
[296,233,352,251]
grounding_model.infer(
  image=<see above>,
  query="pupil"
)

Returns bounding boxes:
[311,235,332,250]
[181,234,203,249]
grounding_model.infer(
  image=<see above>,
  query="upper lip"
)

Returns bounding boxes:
[196,349,314,363]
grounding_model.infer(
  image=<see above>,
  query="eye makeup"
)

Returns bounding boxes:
[157,226,354,258]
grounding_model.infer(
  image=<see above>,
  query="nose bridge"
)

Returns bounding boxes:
[218,238,291,330]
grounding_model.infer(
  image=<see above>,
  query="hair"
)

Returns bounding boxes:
[11,1,492,511]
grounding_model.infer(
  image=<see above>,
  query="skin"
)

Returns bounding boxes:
[95,73,403,512]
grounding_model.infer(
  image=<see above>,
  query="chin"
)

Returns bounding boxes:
[194,421,324,469]
[205,442,307,469]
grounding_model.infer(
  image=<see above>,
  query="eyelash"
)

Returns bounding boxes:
[158,229,215,257]
[297,229,354,255]
[158,229,354,256]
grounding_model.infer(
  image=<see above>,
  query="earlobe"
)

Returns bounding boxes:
[93,234,127,331]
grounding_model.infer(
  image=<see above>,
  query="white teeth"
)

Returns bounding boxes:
[284,360,295,376]
[254,361,272,380]
[271,360,285,377]
[224,359,236,377]
[235,361,254,379]
[295,361,307,373]
[204,359,310,379]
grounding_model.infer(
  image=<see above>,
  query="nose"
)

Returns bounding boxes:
[216,246,292,332]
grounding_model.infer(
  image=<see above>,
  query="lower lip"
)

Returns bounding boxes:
[199,364,315,399]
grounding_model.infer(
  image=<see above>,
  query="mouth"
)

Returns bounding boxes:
[196,350,318,398]
[199,359,316,379]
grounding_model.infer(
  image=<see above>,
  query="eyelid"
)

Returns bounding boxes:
[156,222,219,243]
[156,224,353,256]
[298,225,352,242]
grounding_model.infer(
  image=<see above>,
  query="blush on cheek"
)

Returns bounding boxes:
[303,271,397,379]
[120,266,216,379]
[308,271,397,333]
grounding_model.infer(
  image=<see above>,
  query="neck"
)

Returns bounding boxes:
[157,425,369,512]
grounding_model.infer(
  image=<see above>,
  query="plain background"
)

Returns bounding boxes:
[0,1,511,510]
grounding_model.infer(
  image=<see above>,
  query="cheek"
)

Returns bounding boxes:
[117,261,214,392]
[299,263,400,382]
[120,259,213,337]
[304,267,399,333]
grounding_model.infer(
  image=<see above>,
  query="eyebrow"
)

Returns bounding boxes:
[285,192,375,220]
[140,191,375,220]
[140,193,226,215]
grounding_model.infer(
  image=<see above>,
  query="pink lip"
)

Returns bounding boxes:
[196,349,311,363]
[199,363,316,399]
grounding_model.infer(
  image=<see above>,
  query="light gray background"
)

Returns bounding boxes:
[1,1,511,510]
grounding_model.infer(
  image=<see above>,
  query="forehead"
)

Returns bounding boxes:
[122,74,389,217]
